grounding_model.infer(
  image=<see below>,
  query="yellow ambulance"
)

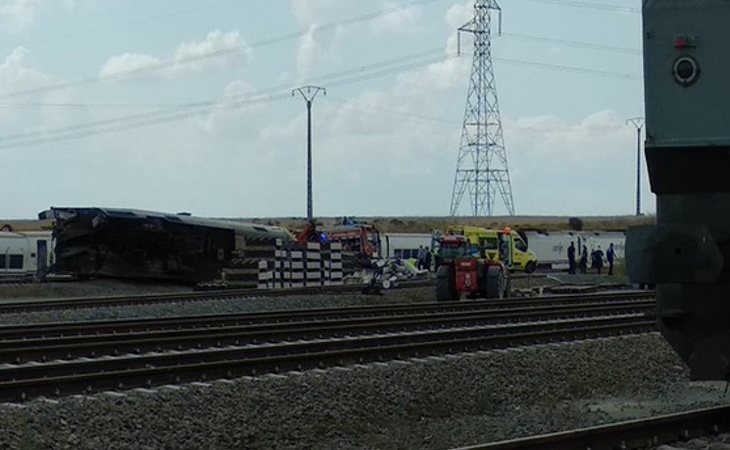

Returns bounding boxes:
[445,225,538,273]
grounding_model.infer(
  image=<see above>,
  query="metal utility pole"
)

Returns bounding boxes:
[626,117,645,216]
[450,0,515,217]
[293,85,326,222]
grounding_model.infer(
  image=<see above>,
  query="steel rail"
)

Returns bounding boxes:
[0,280,434,314]
[0,282,655,320]
[0,291,654,340]
[0,315,655,402]
[453,405,730,450]
[0,300,654,363]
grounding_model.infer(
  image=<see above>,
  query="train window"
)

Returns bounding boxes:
[0,255,4,267]
[9,255,23,269]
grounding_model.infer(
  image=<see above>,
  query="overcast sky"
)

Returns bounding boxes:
[0,0,647,219]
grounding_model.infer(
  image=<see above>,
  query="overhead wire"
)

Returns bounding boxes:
[327,96,627,135]
[0,48,445,144]
[502,32,641,55]
[17,0,242,48]
[515,0,639,14]
[496,57,639,80]
[0,50,453,150]
[0,47,640,149]
[0,0,446,99]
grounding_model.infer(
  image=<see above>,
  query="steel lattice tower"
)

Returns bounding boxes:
[449,0,515,216]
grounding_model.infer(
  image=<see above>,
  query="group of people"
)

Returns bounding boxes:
[417,245,433,271]
[567,242,617,276]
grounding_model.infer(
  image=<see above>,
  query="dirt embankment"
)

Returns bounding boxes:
[242,215,655,234]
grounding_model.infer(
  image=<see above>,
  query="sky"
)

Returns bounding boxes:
[0,0,648,219]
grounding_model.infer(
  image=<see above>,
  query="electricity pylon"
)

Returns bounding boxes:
[449,0,515,216]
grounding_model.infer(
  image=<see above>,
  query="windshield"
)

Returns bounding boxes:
[440,243,469,260]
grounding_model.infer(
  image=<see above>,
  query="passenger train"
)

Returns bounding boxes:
[0,231,53,277]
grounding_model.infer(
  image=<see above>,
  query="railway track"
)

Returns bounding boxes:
[0,279,434,314]
[455,405,730,450]
[0,290,653,337]
[0,298,654,364]
[0,292,655,402]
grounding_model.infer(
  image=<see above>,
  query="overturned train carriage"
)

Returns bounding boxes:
[627,1,730,380]
[48,207,294,283]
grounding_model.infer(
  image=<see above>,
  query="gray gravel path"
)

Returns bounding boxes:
[1,333,726,450]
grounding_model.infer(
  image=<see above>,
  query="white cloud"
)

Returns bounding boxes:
[98,52,161,78]
[503,109,654,215]
[296,25,318,77]
[0,46,52,93]
[60,0,97,10]
[99,29,250,79]
[294,23,344,79]
[393,2,474,95]
[445,1,472,28]
[396,53,470,94]
[370,2,421,34]
[0,0,42,34]
[289,0,351,25]
[198,80,261,132]
[172,30,250,72]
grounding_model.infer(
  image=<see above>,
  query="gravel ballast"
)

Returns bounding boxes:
[0,276,634,326]
[0,287,437,325]
[1,333,727,450]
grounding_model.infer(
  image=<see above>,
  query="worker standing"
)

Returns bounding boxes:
[417,246,426,270]
[593,246,605,275]
[567,242,576,275]
[580,246,588,275]
[606,243,616,276]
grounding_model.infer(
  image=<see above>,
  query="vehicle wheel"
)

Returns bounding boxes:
[485,266,504,299]
[525,261,537,274]
[436,266,457,301]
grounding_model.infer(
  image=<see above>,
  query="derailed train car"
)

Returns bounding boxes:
[47,207,294,283]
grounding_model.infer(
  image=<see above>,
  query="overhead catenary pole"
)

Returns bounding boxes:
[626,117,645,216]
[293,86,326,222]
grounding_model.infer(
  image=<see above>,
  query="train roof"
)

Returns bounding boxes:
[47,207,294,240]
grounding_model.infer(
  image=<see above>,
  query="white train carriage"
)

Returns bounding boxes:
[523,231,625,269]
[0,231,53,276]
[380,233,434,259]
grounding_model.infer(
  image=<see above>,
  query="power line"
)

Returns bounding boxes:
[0,0,445,99]
[0,48,445,144]
[502,32,641,55]
[327,96,460,125]
[0,52,638,147]
[0,52,454,150]
[17,0,241,48]
[0,94,291,150]
[495,57,639,79]
[320,97,636,136]
[0,48,636,111]
[516,0,639,14]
